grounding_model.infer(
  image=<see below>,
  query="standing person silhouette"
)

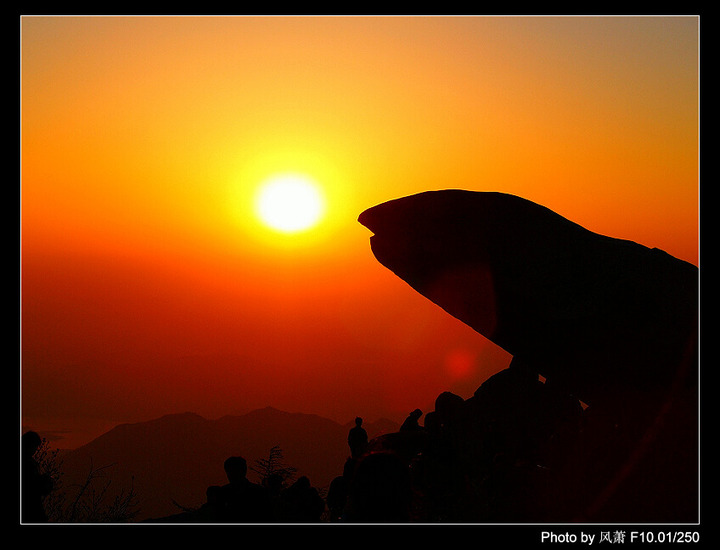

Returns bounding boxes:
[400,408,423,431]
[348,417,368,459]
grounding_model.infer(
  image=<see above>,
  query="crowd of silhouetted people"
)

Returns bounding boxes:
[141,359,593,523]
[19,363,591,524]
[183,456,326,523]
[22,355,698,523]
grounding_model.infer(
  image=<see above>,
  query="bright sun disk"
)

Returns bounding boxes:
[255,174,325,233]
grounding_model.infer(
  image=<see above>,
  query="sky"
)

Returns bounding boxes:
[20,15,699,449]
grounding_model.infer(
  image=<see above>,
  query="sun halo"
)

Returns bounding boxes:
[254,174,326,234]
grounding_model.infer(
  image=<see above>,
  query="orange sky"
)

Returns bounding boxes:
[21,15,699,449]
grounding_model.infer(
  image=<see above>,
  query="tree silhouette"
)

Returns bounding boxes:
[250,445,297,488]
[30,437,64,521]
[31,438,140,522]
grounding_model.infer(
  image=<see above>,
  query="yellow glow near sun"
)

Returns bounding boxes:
[255,174,326,233]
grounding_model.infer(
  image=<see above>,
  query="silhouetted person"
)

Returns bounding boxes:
[344,451,412,522]
[326,457,356,522]
[22,431,52,523]
[277,476,325,522]
[218,456,273,522]
[348,417,368,459]
[400,408,423,431]
[262,472,285,520]
[195,485,223,522]
[263,472,284,498]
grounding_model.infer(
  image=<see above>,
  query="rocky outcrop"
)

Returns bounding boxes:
[359,190,698,522]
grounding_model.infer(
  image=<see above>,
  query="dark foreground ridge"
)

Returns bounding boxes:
[358,190,698,523]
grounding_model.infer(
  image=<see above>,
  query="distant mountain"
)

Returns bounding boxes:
[56,408,398,522]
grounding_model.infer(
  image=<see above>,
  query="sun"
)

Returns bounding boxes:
[254,174,326,233]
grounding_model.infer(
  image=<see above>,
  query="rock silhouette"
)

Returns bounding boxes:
[343,450,413,522]
[359,189,698,522]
